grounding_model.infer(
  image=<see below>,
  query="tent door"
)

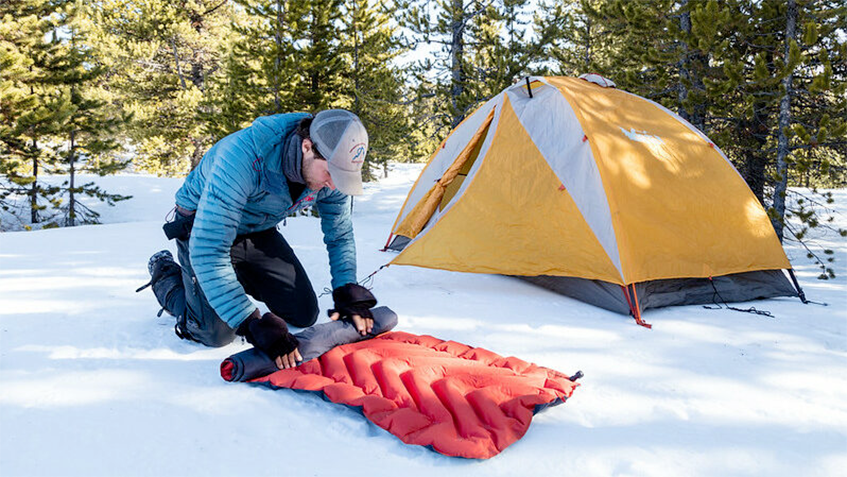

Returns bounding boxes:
[439,117,493,210]
[393,107,496,240]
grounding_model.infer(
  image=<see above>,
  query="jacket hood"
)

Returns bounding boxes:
[250,113,312,166]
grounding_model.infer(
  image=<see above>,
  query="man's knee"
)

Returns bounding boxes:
[195,324,237,348]
[183,310,237,348]
[271,294,318,328]
[294,302,319,328]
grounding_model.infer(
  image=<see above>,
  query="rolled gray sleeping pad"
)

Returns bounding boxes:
[221,306,398,382]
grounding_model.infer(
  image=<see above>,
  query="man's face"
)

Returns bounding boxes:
[301,138,336,192]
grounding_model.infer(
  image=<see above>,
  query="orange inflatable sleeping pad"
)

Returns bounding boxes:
[247,331,580,459]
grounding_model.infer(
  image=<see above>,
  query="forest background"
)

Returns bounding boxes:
[1,0,845,277]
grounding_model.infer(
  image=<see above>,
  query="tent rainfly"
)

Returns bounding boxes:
[384,75,804,327]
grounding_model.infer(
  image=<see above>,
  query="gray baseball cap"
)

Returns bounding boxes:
[310,109,369,196]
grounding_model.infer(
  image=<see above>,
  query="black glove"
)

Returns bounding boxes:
[236,310,300,359]
[328,283,377,321]
[162,210,195,241]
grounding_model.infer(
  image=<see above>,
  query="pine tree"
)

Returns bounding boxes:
[535,0,618,76]
[42,2,131,227]
[201,38,262,141]
[0,0,73,230]
[0,4,43,226]
[400,0,481,130]
[578,1,683,112]
[230,0,299,116]
[768,0,846,278]
[288,0,345,111]
[469,0,546,100]
[697,0,845,251]
[340,0,410,179]
[91,0,233,173]
[212,0,418,177]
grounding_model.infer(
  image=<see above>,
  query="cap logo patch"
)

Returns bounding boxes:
[350,143,366,164]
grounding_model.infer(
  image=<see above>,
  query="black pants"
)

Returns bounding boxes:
[164,220,319,347]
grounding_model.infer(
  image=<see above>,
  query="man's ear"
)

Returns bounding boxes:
[301,138,313,155]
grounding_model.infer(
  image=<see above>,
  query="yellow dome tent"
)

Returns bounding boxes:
[384,75,802,327]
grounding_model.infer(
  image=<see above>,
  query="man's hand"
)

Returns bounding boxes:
[330,311,373,336]
[328,283,377,336]
[275,348,303,369]
[236,309,302,368]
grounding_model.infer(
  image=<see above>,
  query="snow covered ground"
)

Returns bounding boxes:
[1,164,845,477]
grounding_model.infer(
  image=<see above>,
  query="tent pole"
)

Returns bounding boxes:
[381,232,395,252]
[630,284,652,329]
[786,268,808,304]
[621,285,652,329]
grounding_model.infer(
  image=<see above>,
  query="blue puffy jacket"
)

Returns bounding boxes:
[174,113,357,329]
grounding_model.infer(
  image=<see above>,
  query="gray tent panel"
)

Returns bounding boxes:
[387,235,411,252]
[387,233,799,315]
[516,269,798,315]
[516,275,632,314]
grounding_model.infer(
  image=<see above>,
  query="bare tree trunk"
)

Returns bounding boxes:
[191,137,205,170]
[450,0,465,128]
[28,76,39,224]
[30,138,38,224]
[689,54,707,132]
[352,3,360,115]
[352,2,366,177]
[677,0,692,124]
[171,37,187,89]
[68,129,76,227]
[677,0,708,132]
[584,16,591,69]
[273,0,284,112]
[309,7,320,101]
[741,104,771,206]
[772,0,797,242]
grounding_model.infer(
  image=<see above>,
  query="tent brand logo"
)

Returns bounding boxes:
[619,127,664,145]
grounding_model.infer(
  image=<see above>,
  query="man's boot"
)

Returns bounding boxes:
[137,250,186,320]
